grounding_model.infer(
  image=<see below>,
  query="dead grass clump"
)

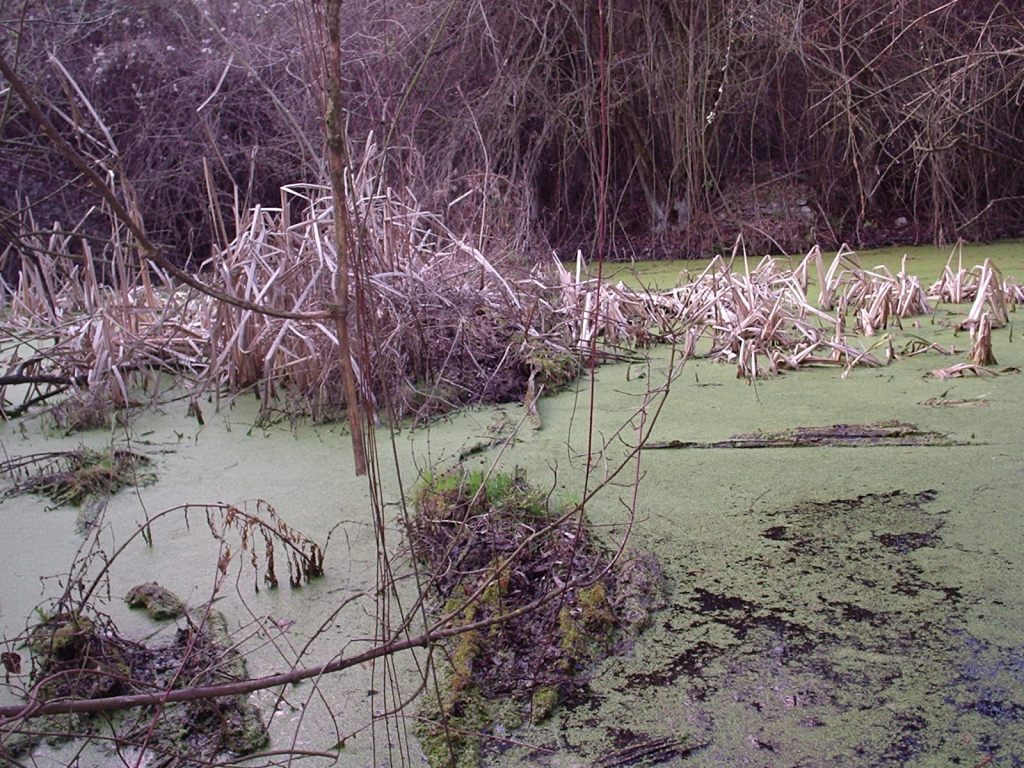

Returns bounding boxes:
[194,154,577,422]
[45,391,115,433]
[0,145,579,424]
[806,245,932,333]
[1,206,210,418]
[407,468,662,766]
[2,188,1014,418]
[0,448,152,507]
[927,363,1020,380]
[8,604,268,765]
[557,244,1016,382]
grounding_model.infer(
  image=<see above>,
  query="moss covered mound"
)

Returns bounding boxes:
[407,468,664,767]
[5,595,266,765]
[125,582,186,620]
[0,448,153,508]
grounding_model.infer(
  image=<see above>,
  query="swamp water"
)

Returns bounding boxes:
[2,244,1024,767]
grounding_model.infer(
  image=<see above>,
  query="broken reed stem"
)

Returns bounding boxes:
[970,313,996,367]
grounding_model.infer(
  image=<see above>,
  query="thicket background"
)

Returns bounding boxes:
[2,0,1023,269]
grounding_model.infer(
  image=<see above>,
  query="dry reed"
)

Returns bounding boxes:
[2,190,1016,419]
[0,145,578,423]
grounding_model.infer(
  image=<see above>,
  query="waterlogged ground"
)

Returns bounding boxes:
[1,242,1023,767]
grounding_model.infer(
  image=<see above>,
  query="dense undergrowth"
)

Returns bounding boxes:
[2,0,1022,275]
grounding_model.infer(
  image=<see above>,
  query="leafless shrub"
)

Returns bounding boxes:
[1,1,318,266]
[4,0,1021,269]
[374,0,1024,255]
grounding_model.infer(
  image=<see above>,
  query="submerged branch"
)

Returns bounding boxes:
[0,567,596,723]
[0,375,74,387]
[647,422,965,449]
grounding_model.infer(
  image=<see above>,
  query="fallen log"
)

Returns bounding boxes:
[646,421,965,449]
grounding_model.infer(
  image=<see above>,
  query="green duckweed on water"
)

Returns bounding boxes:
[0,242,1022,766]
[595,238,1024,290]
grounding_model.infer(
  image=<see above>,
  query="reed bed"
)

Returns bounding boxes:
[928,253,1021,319]
[196,157,578,421]
[0,149,579,423]
[0,209,209,413]
[1,184,1017,421]
[555,246,933,379]
[555,244,1014,380]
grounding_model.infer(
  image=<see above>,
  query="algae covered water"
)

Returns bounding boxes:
[2,242,1024,766]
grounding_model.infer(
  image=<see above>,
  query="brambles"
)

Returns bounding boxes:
[0,1,316,265]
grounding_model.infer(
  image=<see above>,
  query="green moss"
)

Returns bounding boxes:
[479,560,510,609]
[531,685,560,724]
[222,699,270,754]
[125,582,185,620]
[524,342,581,389]
[201,609,248,680]
[449,627,483,699]
[578,582,613,618]
[418,685,491,768]
[408,466,660,767]
[559,582,617,661]
[27,613,94,661]
[0,714,82,766]
[416,468,548,520]
[611,550,666,632]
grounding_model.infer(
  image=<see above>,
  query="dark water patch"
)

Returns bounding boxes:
[950,631,1024,730]
[691,588,758,615]
[562,488,1024,767]
[832,600,881,624]
[878,712,929,764]
[877,530,940,553]
[624,641,723,689]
